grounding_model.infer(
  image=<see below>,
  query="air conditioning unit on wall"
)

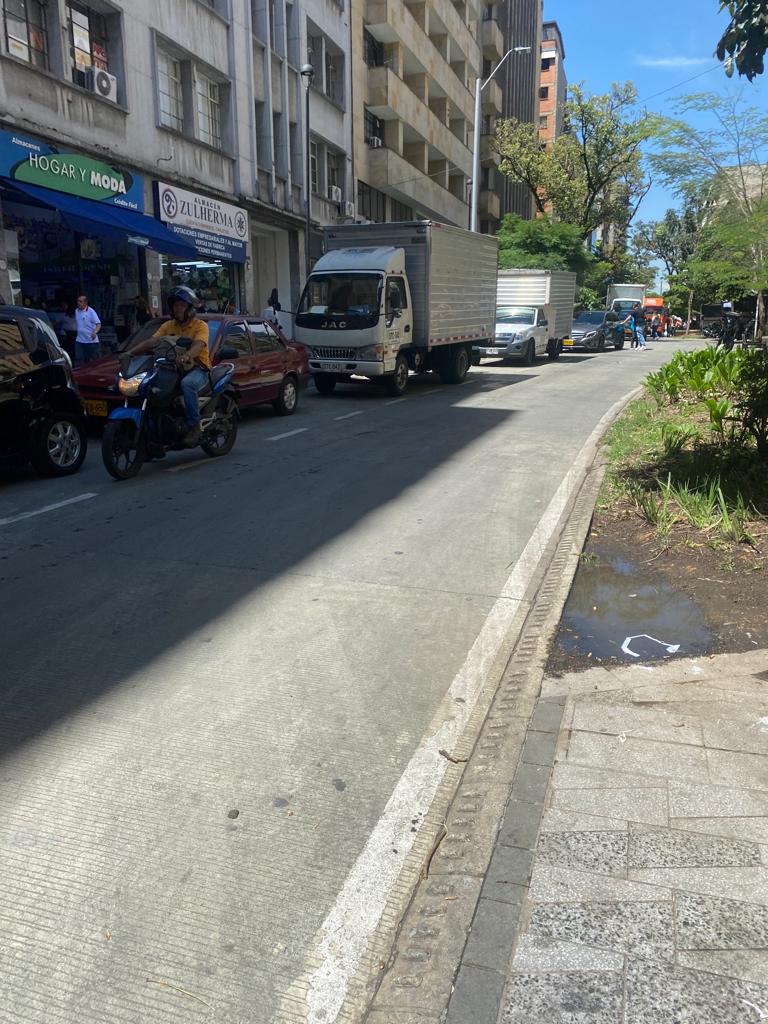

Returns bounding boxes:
[343,201,355,218]
[367,136,383,149]
[328,185,343,203]
[88,68,118,102]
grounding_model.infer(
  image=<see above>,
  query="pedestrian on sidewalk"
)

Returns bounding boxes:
[74,295,101,364]
[630,303,647,350]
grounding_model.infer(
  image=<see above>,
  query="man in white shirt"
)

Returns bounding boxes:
[75,295,101,364]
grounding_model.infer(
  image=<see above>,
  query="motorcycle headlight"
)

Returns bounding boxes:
[358,344,384,360]
[118,373,148,396]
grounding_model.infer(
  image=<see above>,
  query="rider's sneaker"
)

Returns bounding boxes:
[183,424,201,446]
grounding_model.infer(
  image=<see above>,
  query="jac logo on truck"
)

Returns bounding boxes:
[321,320,347,329]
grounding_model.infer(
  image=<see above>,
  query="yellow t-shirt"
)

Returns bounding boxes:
[154,316,211,368]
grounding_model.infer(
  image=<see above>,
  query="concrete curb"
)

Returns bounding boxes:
[360,385,644,1024]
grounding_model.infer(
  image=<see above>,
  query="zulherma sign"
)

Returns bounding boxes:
[0,128,144,210]
[155,181,248,263]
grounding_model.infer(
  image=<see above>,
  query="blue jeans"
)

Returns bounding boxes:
[180,367,209,426]
[76,341,100,364]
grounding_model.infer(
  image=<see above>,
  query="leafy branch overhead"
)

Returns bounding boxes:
[494,83,652,240]
[716,0,768,80]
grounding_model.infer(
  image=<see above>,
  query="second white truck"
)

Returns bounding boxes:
[474,269,577,363]
[294,221,498,396]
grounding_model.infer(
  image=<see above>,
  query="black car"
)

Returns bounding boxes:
[567,310,624,351]
[0,307,87,476]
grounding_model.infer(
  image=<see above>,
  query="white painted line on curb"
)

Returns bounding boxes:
[303,387,642,1024]
[266,428,308,441]
[0,492,98,527]
[333,411,364,421]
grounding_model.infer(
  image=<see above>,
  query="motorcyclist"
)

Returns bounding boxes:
[134,285,210,444]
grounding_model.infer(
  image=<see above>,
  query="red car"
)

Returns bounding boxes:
[74,314,309,420]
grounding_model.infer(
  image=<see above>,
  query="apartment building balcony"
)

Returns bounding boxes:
[429,0,480,77]
[481,19,503,60]
[480,133,501,165]
[478,189,501,220]
[365,0,475,121]
[482,78,502,114]
[367,66,472,174]
[366,143,468,225]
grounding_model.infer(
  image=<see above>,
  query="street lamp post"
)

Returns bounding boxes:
[470,46,531,233]
[300,63,315,279]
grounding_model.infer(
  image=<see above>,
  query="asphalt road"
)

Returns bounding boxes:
[0,341,697,1024]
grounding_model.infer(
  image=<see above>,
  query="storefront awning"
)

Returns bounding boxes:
[1,178,198,259]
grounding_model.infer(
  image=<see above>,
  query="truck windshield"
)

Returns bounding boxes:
[497,307,536,325]
[296,273,382,329]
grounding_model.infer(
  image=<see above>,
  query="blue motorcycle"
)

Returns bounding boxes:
[101,338,238,480]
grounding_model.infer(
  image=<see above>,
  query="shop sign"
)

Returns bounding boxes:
[155,181,248,264]
[0,128,144,211]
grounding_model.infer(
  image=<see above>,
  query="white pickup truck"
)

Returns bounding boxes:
[473,305,550,365]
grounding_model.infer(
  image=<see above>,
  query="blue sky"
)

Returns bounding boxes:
[546,0,768,227]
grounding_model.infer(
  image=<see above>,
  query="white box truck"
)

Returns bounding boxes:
[606,283,645,315]
[294,221,498,396]
[476,269,576,363]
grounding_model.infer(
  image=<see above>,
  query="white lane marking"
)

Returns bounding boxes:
[0,492,98,527]
[333,411,365,421]
[384,397,407,406]
[304,388,640,1024]
[266,428,308,441]
[167,459,214,473]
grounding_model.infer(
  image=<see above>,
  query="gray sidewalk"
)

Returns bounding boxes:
[447,648,768,1024]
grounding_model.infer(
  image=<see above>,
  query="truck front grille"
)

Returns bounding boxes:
[312,347,358,360]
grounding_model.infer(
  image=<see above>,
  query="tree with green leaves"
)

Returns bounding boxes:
[716,1,768,80]
[632,204,703,328]
[495,83,652,240]
[496,214,593,273]
[650,91,768,339]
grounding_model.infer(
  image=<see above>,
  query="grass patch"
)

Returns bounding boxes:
[601,393,767,551]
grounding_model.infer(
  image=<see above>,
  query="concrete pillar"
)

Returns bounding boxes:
[385,42,404,77]
[404,140,428,173]
[407,2,427,31]
[384,119,404,153]
[429,96,450,125]
[405,73,428,103]
[428,158,449,190]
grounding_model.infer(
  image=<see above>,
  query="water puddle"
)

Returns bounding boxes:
[554,538,712,663]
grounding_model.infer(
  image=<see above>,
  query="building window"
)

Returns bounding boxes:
[196,72,221,148]
[539,85,549,100]
[540,57,553,72]
[158,50,184,132]
[67,1,109,87]
[363,28,383,68]
[326,149,342,194]
[4,0,47,67]
[325,49,342,103]
[364,107,383,145]
[539,114,547,129]
[357,180,385,222]
[310,140,318,193]
[390,198,413,222]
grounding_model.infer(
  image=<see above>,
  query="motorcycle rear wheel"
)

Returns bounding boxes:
[102,420,146,480]
[201,410,238,457]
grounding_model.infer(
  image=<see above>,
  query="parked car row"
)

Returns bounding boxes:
[0,306,310,479]
[473,306,628,364]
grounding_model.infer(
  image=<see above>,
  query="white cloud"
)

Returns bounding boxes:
[636,56,713,69]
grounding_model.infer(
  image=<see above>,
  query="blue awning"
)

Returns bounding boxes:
[1,178,198,259]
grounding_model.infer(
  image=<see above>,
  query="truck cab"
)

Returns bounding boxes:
[295,247,414,394]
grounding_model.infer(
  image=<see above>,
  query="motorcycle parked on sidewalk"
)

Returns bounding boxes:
[101,338,238,480]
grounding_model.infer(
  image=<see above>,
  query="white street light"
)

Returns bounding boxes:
[300,63,315,278]
[470,46,531,233]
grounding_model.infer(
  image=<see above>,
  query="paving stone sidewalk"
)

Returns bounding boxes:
[447,648,768,1024]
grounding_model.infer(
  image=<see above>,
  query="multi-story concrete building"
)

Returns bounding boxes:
[497,0,542,219]
[351,0,490,229]
[538,19,565,148]
[0,0,353,336]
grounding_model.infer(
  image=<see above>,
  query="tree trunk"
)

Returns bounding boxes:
[686,288,694,335]
[756,290,766,349]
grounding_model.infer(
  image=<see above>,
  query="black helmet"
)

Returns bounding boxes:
[167,285,197,320]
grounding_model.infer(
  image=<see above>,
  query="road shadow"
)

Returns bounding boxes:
[0,396,518,758]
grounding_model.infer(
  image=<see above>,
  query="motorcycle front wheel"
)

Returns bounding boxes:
[102,420,146,480]
[201,409,238,457]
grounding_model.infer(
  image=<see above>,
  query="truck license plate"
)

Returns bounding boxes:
[325,362,345,373]
[486,347,505,355]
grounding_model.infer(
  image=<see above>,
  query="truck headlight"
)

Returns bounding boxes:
[358,344,384,360]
